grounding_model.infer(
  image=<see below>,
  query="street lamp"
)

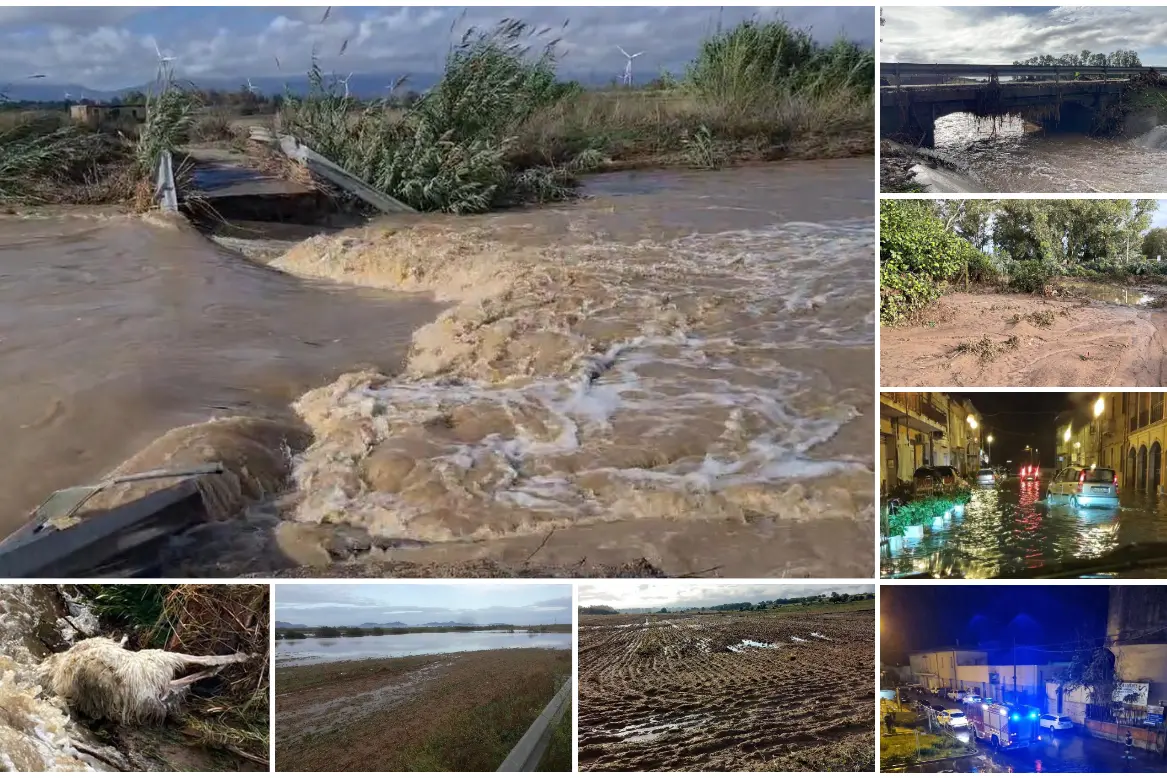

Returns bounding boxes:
[1094,396,1105,418]
[986,434,993,463]
[1063,426,1072,443]
[967,415,978,429]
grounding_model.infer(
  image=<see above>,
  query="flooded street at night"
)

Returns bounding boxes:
[883,478,1167,579]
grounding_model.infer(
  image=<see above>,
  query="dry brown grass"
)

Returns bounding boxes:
[276,648,570,772]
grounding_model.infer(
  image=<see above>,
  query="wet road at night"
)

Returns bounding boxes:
[882,478,1167,578]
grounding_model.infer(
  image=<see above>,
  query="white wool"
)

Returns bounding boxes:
[39,637,249,725]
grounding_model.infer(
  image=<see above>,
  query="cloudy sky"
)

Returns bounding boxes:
[0,5,873,91]
[881,6,1167,64]
[275,583,572,626]
[578,583,874,611]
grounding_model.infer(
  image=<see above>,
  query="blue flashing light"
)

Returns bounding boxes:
[1028,712,1038,719]
[1011,713,1021,721]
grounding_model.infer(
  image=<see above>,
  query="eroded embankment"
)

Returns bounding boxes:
[262,212,874,575]
[881,292,1167,387]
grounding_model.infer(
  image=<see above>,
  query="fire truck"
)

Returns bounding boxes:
[966,702,1038,750]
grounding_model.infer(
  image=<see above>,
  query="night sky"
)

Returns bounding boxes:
[881,585,1110,665]
[952,392,1102,468]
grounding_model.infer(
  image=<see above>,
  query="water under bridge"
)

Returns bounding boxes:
[880,63,1163,146]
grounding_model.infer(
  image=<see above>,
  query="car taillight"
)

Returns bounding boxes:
[1079,472,1085,484]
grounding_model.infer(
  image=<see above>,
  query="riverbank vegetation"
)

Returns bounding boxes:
[881,198,1163,324]
[2,15,872,212]
[77,584,270,768]
[275,649,571,771]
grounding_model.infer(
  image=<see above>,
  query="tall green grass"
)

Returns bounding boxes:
[280,20,596,214]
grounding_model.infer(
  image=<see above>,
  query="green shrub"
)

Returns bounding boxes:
[1009,259,1052,294]
[880,200,989,323]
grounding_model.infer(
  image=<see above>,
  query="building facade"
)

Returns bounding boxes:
[1060,393,1167,493]
[908,648,988,691]
[880,392,983,494]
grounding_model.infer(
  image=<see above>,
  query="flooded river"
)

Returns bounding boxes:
[1,160,874,577]
[882,480,1167,578]
[923,113,1167,192]
[276,629,572,666]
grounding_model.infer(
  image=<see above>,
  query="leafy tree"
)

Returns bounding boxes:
[1144,228,1167,260]
[317,626,342,638]
[370,626,385,636]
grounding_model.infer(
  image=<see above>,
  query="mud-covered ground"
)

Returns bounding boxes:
[577,606,875,772]
[275,647,571,772]
[880,291,1167,387]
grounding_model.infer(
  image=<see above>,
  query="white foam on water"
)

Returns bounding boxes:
[811,632,831,641]
[791,635,808,643]
[287,220,874,542]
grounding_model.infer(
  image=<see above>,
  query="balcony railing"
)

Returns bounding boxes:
[883,392,947,427]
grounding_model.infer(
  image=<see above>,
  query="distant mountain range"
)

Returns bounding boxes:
[357,621,409,628]
[275,621,308,629]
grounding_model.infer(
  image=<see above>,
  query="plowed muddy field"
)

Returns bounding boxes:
[577,606,875,771]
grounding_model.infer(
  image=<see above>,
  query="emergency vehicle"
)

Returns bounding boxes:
[965,702,1038,749]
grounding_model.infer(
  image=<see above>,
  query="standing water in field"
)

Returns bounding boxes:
[0,161,874,577]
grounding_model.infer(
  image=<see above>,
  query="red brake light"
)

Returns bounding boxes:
[1079,472,1085,484]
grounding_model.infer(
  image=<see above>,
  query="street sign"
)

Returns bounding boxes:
[1144,713,1163,726]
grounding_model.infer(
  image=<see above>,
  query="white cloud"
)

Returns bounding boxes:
[0,6,873,91]
[881,6,1167,64]
[578,583,874,610]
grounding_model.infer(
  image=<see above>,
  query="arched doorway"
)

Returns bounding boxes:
[1138,445,1148,491]
[1127,446,1138,488]
[1152,442,1163,495]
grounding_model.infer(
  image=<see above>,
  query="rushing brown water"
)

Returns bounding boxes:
[0,214,438,533]
[925,113,1167,192]
[1,160,875,577]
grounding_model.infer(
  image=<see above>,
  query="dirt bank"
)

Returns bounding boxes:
[275,648,570,771]
[880,292,1167,387]
[578,605,875,772]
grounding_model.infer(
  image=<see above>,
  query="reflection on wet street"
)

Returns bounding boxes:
[908,728,1162,773]
[882,480,1167,578]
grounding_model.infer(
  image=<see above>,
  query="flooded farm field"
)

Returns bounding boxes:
[275,629,571,666]
[0,160,874,577]
[577,607,875,771]
[275,647,570,772]
[880,290,1167,387]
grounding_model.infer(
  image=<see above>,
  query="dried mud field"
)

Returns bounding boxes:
[578,606,875,772]
[880,292,1167,387]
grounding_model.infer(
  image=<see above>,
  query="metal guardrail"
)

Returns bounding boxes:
[881,62,1161,81]
[497,680,571,771]
[250,127,415,214]
[154,149,178,211]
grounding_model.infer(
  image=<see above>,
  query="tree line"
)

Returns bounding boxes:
[1013,49,1142,70]
[881,199,1166,324]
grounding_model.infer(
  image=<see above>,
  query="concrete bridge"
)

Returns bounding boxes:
[880,63,1161,146]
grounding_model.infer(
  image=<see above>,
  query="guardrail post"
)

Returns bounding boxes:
[154,150,178,212]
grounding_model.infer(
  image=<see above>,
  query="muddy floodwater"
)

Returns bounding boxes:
[275,630,572,666]
[1,160,874,577]
[921,113,1167,192]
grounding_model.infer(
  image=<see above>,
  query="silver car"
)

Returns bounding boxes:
[1047,467,1119,508]
[976,467,996,486]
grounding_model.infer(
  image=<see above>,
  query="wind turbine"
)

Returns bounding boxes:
[153,40,176,64]
[618,46,644,87]
[246,78,259,94]
[338,72,353,98]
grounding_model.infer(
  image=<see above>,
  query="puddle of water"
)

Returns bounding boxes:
[276,630,571,666]
[791,635,808,642]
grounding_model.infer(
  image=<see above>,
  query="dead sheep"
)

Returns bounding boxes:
[39,636,251,725]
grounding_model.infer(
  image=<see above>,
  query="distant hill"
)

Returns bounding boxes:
[357,621,409,629]
[421,621,476,627]
[275,621,308,629]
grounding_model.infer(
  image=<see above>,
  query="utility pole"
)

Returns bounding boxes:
[1013,636,1018,705]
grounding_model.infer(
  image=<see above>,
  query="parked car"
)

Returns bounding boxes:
[933,466,968,489]
[946,689,965,701]
[976,467,996,486]
[939,708,969,728]
[1047,467,1120,508]
[1038,714,1074,731]
[961,693,982,704]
